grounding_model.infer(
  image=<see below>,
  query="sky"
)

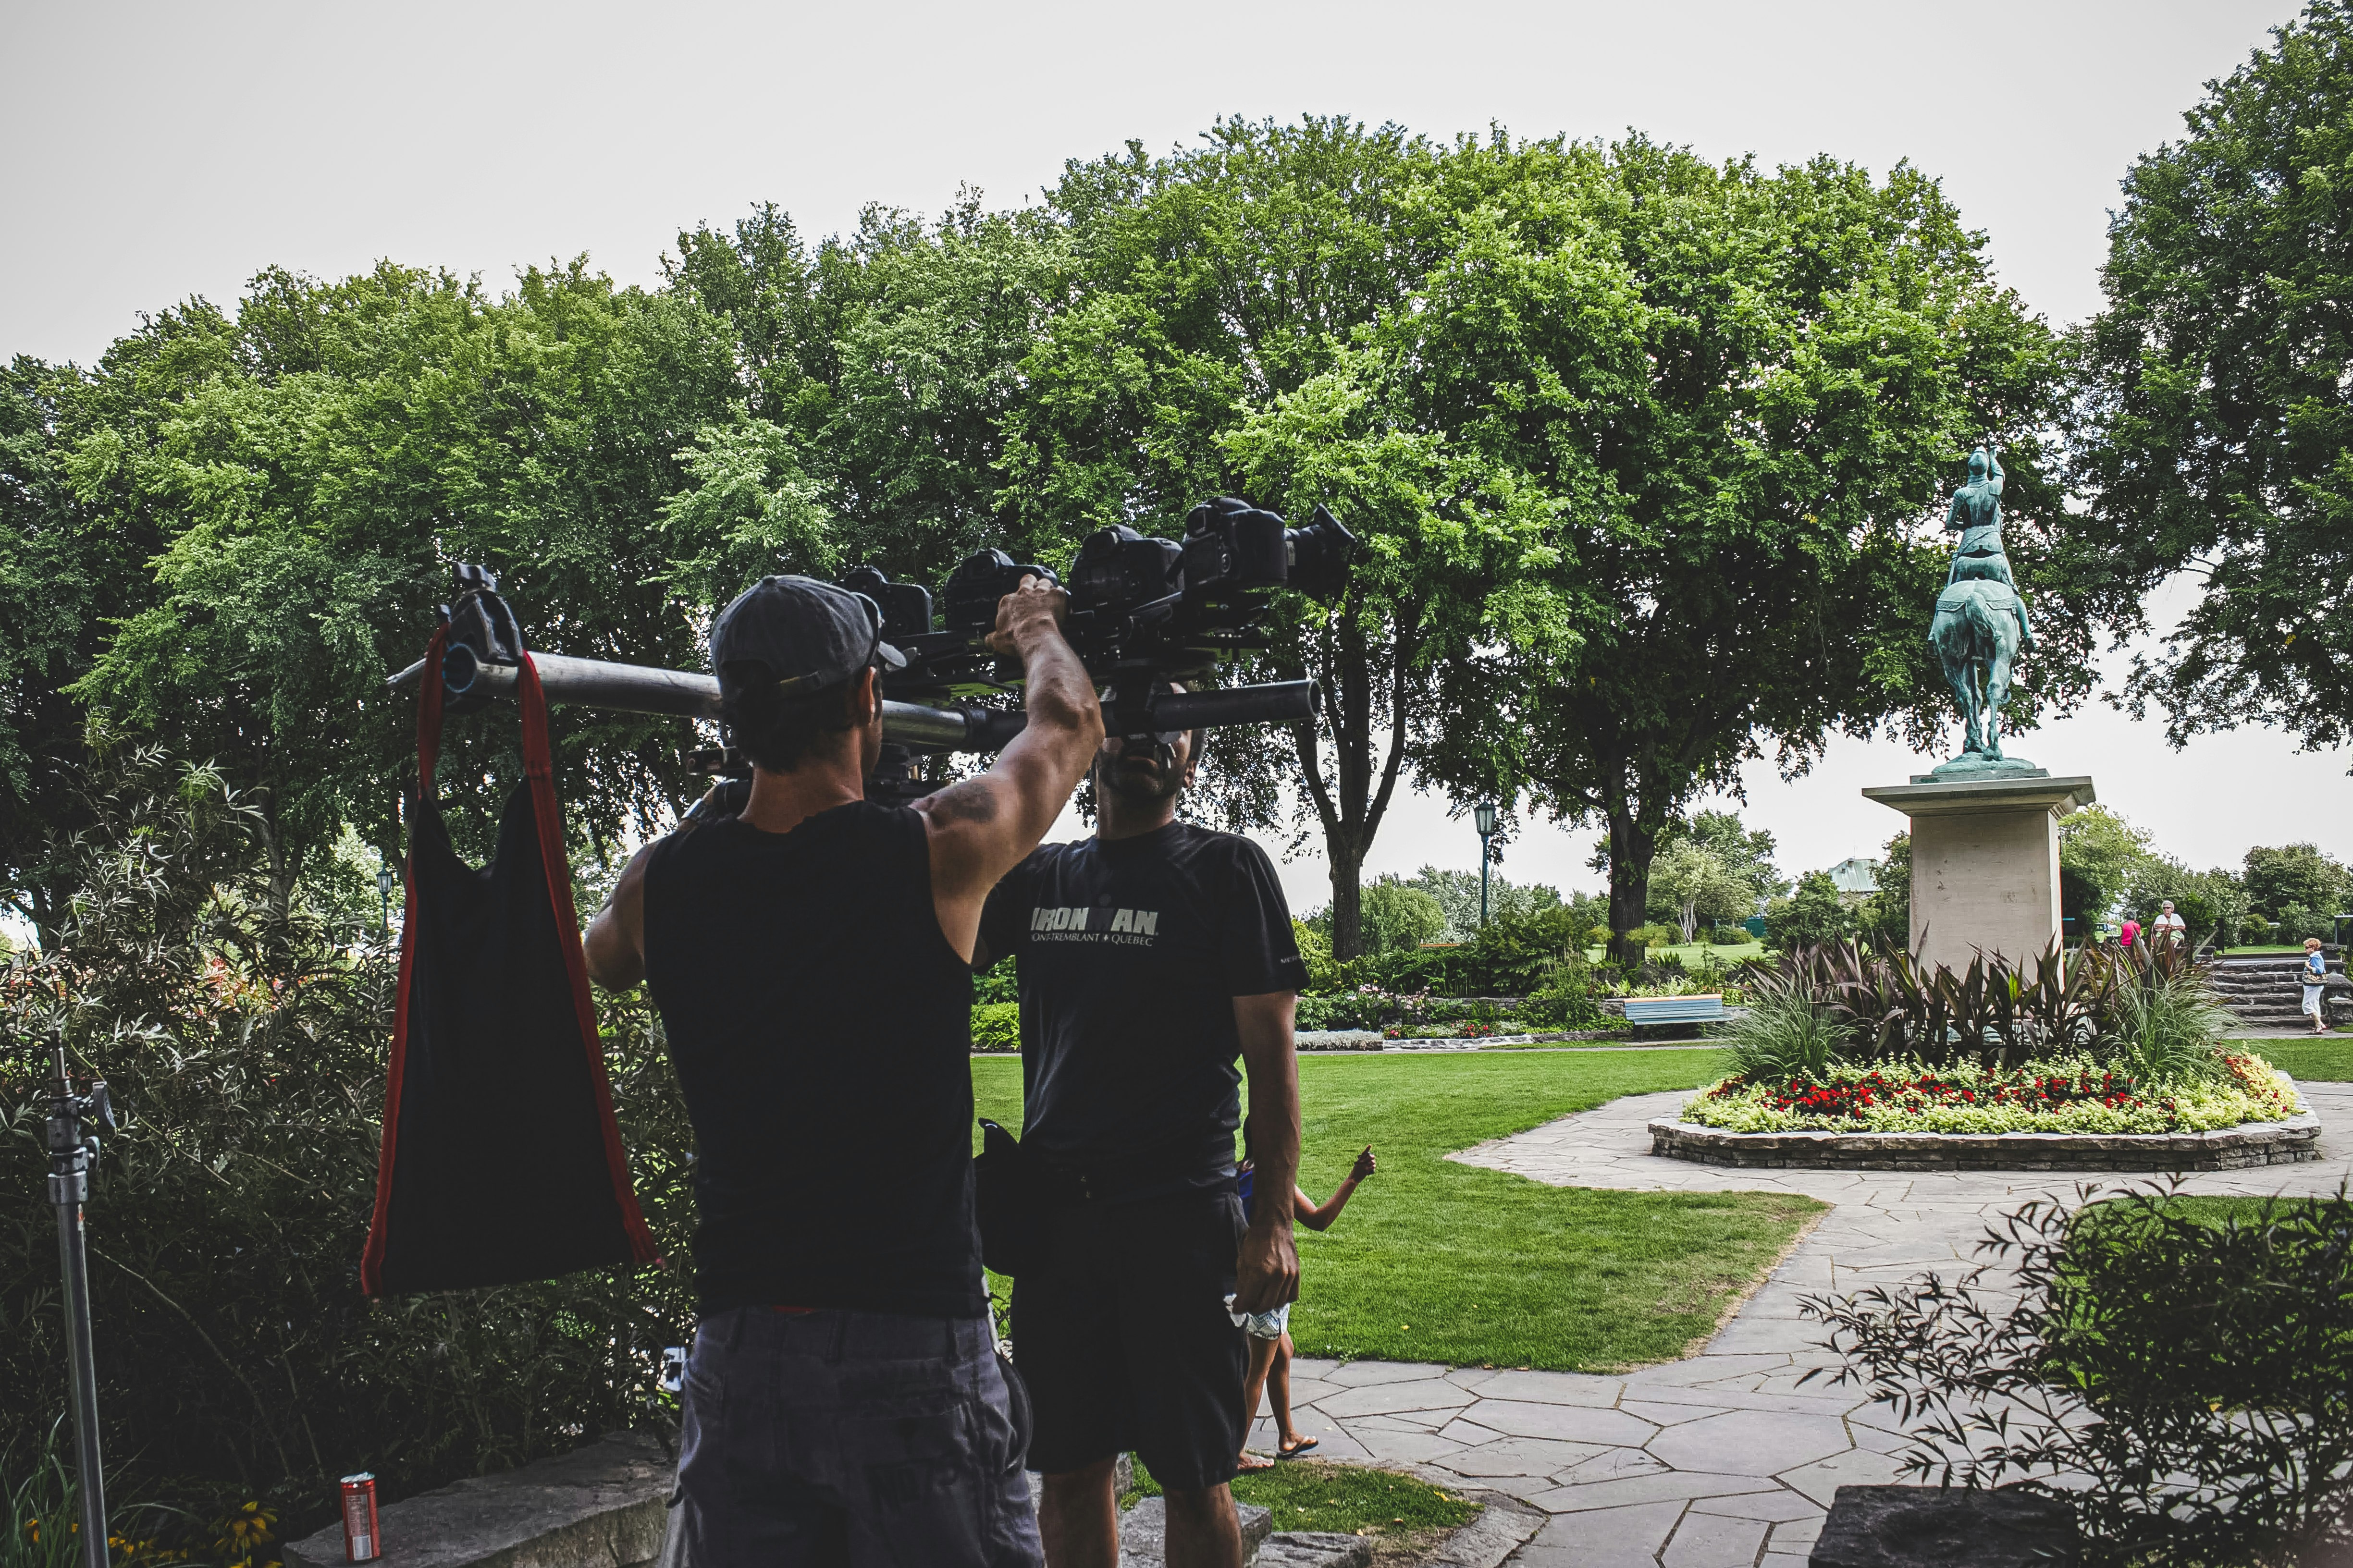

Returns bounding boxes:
[4,0,2342,905]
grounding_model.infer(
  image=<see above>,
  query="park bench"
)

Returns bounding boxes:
[1622,994,1725,1026]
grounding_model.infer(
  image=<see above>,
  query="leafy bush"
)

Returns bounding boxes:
[1291,919,1340,992]
[1803,1185,2353,1565]
[1521,955,1604,1030]
[0,752,693,1538]
[1627,923,1678,949]
[2278,902,2334,945]
[1358,878,1448,954]
[971,1001,1022,1052]
[1764,870,1855,951]
[1721,971,1852,1082]
[1687,1052,2298,1135]
[973,955,1018,1004]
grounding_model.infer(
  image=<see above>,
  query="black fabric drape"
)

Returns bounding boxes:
[362,631,658,1295]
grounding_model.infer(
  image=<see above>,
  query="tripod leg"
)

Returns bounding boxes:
[55,1196,107,1568]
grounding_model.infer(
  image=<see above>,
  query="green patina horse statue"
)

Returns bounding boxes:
[1929,577,2027,762]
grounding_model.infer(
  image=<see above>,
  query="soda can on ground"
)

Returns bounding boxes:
[339,1472,381,1562]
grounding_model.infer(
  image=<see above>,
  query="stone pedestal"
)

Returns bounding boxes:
[1861,773,2094,971]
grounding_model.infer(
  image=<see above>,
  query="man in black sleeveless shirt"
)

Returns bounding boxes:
[585,573,1100,1568]
[973,710,1305,1568]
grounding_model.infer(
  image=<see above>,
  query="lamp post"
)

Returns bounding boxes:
[376,862,396,933]
[1473,802,1498,926]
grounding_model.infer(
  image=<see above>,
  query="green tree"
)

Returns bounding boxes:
[1768,869,1859,951]
[1859,830,1912,951]
[2242,842,2352,919]
[2066,2,2353,756]
[68,261,746,906]
[1358,875,1449,955]
[1010,120,1555,958]
[2058,804,2152,935]
[1648,838,1754,945]
[1678,810,1786,903]
[2122,857,2248,949]
[1410,138,2077,968]
[1401,862,1562,940]
[0,352,170,939]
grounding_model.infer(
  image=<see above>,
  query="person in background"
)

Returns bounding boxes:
[2120,915,2141,951]
[1233,1143,1376,1468]
[973,696,1306,1568]
[2149,899,2187,949]
[2305,937,2331,1034]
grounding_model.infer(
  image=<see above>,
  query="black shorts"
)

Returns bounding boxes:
[1010,1189,1247,1493]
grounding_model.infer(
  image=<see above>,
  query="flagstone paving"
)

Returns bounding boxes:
[1246,1080,2353,1567]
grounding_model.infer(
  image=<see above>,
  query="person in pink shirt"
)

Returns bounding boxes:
[2120,917,2140,950]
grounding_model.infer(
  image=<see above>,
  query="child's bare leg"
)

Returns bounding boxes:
[1272,1332,1305,1449]
[1240,1333,1281,1457]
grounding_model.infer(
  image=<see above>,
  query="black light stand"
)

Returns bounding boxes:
[45,1045,112,1568]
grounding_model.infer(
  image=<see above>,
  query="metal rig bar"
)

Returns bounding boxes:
[386,652,1315,752]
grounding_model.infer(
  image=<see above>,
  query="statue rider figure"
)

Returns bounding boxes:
[1944,444,2034,650]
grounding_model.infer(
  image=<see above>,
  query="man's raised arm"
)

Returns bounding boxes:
[920,576,1104,961]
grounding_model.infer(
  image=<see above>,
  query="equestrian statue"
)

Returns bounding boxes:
[1927,442,2038,773]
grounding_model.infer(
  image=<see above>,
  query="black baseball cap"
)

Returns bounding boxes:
[710,575,906,702]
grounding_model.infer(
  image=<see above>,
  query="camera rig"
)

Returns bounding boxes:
[387,496,1353,806]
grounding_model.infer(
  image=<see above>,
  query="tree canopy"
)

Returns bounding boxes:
[2067,0,2353,759]
[1403,139,2074,965]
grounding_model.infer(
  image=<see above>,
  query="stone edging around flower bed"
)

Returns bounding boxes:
[1647,1080,2323,1171]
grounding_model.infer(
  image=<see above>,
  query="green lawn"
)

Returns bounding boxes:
[2242,1036,2353,1082]
[1582,941,1763,968]
[1127,1455,1477,1541]
[972,1049,1821,1372]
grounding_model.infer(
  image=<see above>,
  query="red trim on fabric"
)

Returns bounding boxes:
[361,628,445,1297]
[517,654,662,1266]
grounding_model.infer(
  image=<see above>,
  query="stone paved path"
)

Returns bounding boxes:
[1245,1080,2353,1568]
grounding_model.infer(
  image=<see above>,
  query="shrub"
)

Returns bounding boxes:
[973,955,1018,1004]
[2278,902,2334,945]
[0,751,694,1538]
[1803,1184,2353,1564]
[1764,870,1856,951]
[971,1001,1022,1052]
[1522,955,1604,1029]
[1291,919,1340,992]
[1628,923,1678,949]
[1721,971,1852,1082]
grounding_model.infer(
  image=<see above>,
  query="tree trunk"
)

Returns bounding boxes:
[1678,898,1699,946]
[1293,601,1417,964]
[1605,804,1662,970]
[1327,845,1365,963]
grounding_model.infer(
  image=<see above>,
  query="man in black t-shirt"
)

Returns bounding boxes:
[975,712,1305,1568]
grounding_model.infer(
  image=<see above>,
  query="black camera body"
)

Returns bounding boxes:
[839,496,1354,802]
[862,498,1353,697]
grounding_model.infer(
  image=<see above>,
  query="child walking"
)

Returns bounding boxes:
[1234,1143,1377,1468]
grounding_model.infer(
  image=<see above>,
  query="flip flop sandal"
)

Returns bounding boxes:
[1235,1452,1277,1472]
[1276,1438,1320,1459]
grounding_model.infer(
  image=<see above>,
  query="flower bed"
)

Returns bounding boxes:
[1681,1052,2302,1137]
